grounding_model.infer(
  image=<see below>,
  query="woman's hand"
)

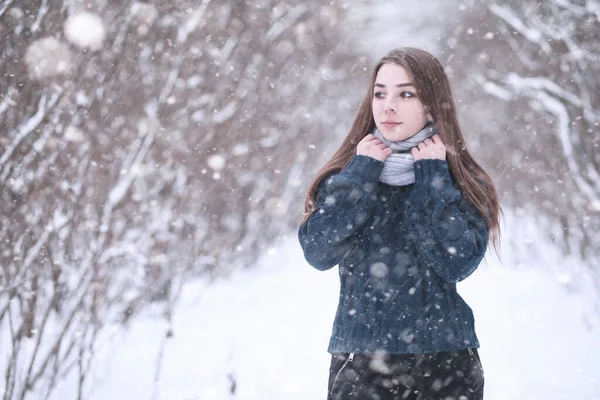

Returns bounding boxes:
[357,134,392,162]
[412,134,446,161]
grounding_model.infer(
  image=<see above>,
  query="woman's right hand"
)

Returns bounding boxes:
[356,134,392,162]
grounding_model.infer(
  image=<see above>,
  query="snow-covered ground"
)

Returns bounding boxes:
[50,221,600,400]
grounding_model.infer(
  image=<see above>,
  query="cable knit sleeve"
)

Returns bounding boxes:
[298,155,384,271]
[404,159,489,283]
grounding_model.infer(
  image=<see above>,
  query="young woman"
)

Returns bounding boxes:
[298,48,501,400]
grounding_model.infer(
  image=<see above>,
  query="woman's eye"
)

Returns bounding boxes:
[374,92,385,99]
[400,91,414,98]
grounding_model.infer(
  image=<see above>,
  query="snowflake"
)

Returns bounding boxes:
[64,12,106,51]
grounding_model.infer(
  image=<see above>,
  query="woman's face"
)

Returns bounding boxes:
[371,63,428,141]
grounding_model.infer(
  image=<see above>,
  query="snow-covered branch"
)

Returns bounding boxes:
[534,91,599,204]
[488,3,552,53]
[478,71,600,206]
[266,4,308,42]
[0,87,62,179]
[552,0,587,15]
[31,0,49,32]
[505,74,595,113]
[96,120,155,254]
[176,0,212,44]
[0,87,18,120]
[0,0,14,19]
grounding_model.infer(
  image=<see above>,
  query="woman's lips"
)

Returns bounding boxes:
[382,122,401,128]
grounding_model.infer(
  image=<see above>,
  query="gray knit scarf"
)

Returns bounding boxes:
[373,123,437,186]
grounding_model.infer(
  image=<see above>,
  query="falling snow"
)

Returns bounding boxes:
[63,12,106,51]
[2,1,599,399]
[24,37,73,80]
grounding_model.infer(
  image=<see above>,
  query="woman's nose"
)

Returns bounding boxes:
[384,100,396,113]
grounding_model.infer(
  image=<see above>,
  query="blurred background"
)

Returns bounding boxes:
[1,0,599,399]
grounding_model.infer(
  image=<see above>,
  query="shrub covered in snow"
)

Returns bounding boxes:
[0,1,367,399]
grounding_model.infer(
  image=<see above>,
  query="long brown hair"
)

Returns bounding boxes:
[301,47,502,252]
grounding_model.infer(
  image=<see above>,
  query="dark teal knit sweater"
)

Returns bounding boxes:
[298,154,489,354]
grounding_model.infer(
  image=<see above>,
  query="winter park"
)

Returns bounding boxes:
[1,1,600,399]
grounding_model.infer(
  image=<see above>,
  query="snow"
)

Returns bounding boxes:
[24,37,73,80]
[187,75,203,89]
[176,0,212,44]
[6,5,23,20]
[207,154,227,171]
[64,126,85,142]
[4,1,600,399]
[63,12,106,51]
[231,144,250,156]
[212,101,238,124]
[46,221,600,400]
[130,1,159,34]
[265,4,308,42]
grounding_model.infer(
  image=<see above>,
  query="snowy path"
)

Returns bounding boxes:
[57,237,600,400]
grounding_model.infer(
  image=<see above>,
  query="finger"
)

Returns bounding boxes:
[411,147,419,156]
[362,133,375,142]
[424,138,433,145]
[418,143,427,150]
[431,134,443,144]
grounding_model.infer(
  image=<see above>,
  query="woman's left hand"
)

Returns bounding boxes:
[412,134,446,161]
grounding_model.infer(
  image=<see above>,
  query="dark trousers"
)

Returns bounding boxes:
[327,349,484,400]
